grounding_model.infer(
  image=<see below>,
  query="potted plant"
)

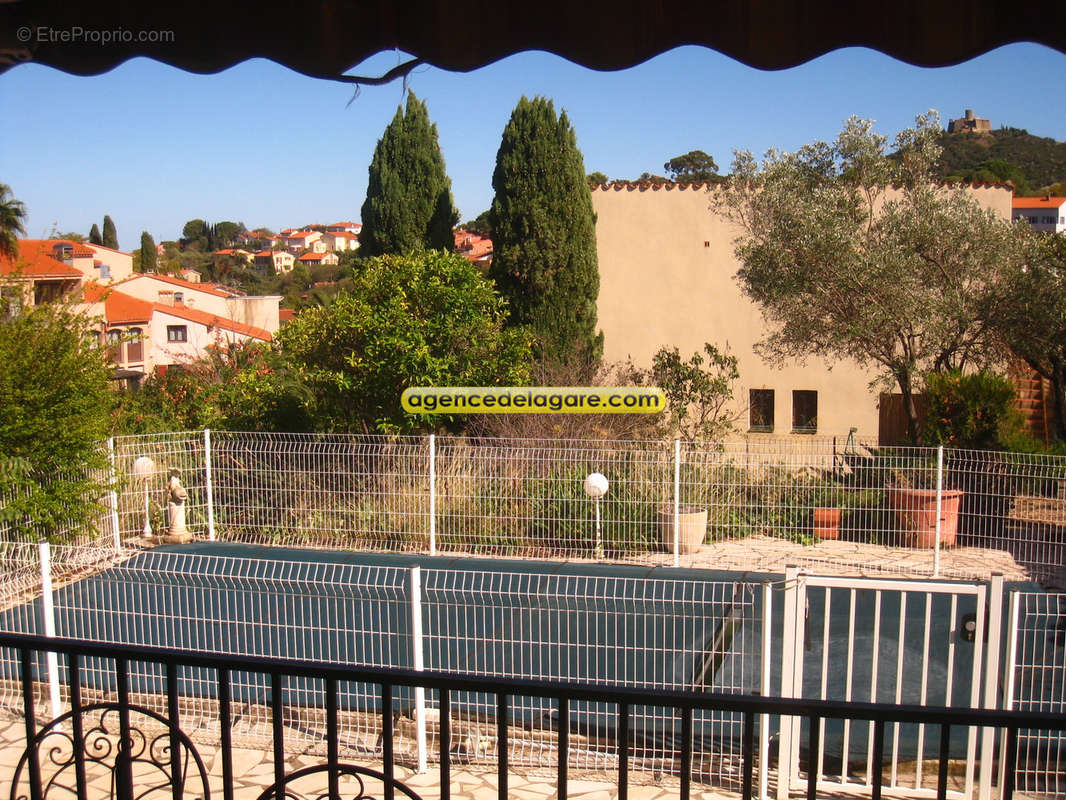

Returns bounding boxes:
[887,465,963,548]
[658,504,709,553]
[810,485,850,540]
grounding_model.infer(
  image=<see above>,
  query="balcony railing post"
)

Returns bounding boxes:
[428,434,436,556]
[204,429,216,541]
[38,541,62,720]
[409,565,427,772]
[107,436,122,551]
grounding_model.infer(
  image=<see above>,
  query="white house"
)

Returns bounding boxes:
[297,250,340,267]
[1012,196,1066,233]
[282,230,323,253]
[254,249,295,274]
[322,231,360,251]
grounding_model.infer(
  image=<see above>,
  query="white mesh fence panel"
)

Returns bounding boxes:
[208,431,429,550]
[434,436,671,558]
[1009,592,1066,798]
[98,431,1066,584]
[111,431,209,542]
[421,569,762,783]
[0,547,765,785]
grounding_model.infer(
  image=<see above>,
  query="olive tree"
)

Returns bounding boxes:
[718,113,1025,443]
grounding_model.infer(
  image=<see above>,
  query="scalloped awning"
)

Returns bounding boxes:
[2,0,1064,82]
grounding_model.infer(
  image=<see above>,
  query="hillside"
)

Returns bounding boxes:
[936,127,1066,192]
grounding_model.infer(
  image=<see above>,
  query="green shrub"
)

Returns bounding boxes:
[922,371,1022,450]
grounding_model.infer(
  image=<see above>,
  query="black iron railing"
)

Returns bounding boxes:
[3,631,1065,800]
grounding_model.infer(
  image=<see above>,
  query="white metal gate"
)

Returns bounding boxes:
[777,569,1005,800]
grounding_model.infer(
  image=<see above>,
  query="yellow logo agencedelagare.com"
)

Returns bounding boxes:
[401,387,665,414]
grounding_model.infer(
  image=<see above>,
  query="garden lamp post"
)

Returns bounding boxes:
[132,456,155,538]
[584,472,608,559]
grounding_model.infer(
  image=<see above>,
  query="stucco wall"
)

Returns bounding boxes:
[590,182,1013,439]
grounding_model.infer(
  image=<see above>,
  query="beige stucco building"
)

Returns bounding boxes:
[590,182,1014,439]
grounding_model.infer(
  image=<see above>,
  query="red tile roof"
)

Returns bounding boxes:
[116,272,238,299]
[279,308,296,323]
[328,221,361,228]
[85,243,132,257]
[1,240,84,278]
[102,289,154,324]
[297,251,329,262]
[52,239,96,258]
[325,230,359,239]
[154,304,272,341]
[453,230,494,261]
[286,230,319,239]
[1012,196,1066,210]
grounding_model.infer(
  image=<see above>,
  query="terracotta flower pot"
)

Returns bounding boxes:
[812,507,842,540]
[887,488,963,548]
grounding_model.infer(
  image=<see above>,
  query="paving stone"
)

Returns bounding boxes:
[571,791,613,800]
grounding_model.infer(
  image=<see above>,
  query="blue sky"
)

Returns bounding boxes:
[2,43,1065,247]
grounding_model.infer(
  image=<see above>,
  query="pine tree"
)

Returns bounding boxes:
[101,215,118,249]
[359,92,458,256]
[139,231,156,273]
[489,96,603,366]
[88,223,102,245]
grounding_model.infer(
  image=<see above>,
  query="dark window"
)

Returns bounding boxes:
[792,390,818,433]
[749,389,774,431]
[167,325,188,342]
[126,327,143,362]
[106,329,123,362]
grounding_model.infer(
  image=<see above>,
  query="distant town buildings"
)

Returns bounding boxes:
[1,239,281,389]
[218,222,362,273]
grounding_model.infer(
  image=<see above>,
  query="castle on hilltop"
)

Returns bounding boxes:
[948,109,991,133]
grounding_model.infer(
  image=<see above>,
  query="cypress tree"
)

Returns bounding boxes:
[101,215,118,249]
[88,223,102,245]
[359,92,458,256]
[489,96,603,366]
[139,231,156,273]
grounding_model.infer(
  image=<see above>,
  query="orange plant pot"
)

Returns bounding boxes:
[812,507,842,540]
[887,488,963,548]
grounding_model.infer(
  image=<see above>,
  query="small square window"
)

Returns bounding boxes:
[749,389,774,432]
[167,325,188,342]
[792,390,818,433]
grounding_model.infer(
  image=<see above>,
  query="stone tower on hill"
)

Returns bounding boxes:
[948,109,991,133]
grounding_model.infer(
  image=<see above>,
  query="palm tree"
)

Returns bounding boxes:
[0,183,27,261]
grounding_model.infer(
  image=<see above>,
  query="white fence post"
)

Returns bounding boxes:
[107,437,122,551]
[204,429,216,541]
[998,590,1021,795]
[409,566,427,772]
[38,541,63,720]
[428,435,436,557]
[777,566,801,800]
[759,581,773,800]
[673,439,681,568]
[934,445,944,578]
[978,573,1005,800]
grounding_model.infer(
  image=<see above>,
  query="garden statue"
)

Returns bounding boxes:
[167,469,189,540]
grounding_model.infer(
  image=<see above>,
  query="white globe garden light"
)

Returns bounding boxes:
[583,472,608,499]
[132,456,155,480]
[584,472,608,558]
[132,456,156,538]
